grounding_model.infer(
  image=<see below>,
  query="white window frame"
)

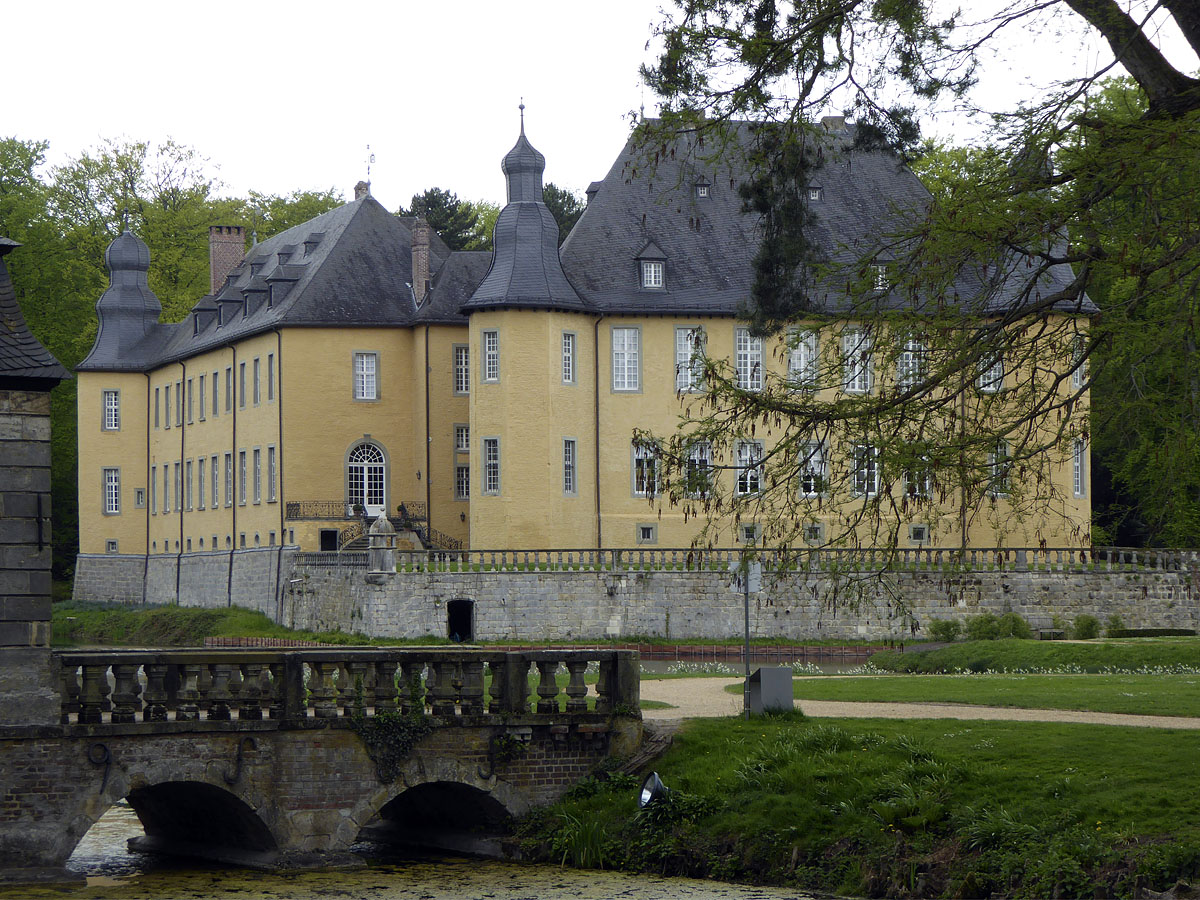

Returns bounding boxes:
[978,353,1004,393]
[482,330,500,383]
[799,441,826,498]
[267,445,277,501]
[612,326,640,392]
[563,438,577,496]
[198,374,206,421]
[211,456,219,509]
[102,390,120,431]
[562,332,576,384]
[905,461,931,499]
[186,378,193,423]
[103,467,121,514]
[162,465,170,514]
[453,344,470,394]
[238,364,246,409]
[164,384,171,430]
[223,452,233,507]
[239,450,248,505]
[788,330,818,390]
[267,353,275,401]
[641,259,664,289]
[455,424,470,452]
[988,441,1011,497]
[676,326,705,392]
[736,440,763,496]
[175,380,182,425]
[842,328,873,394]
[198,457,206,510]
[150,464,157,515]
[1071,334,1087,391]
[354,351,378,401]
[686,441,712,499]
[253,447,262,504]
[154,387,160,429]
[633,441,659,497]
[455,464,470,500]
[852,444,879,497]
[253,357,261,405]
[896,336,925,390]
[173,461,182,512]
[735,328,763,391]
[636,523,658,544]
[482,438,500,495]
[212,370,219,416]
[185,459,193,510]
[1073,439,1087,498]
[225,366,232,412]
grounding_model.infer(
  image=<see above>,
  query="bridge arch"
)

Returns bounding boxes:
[346,753,529,850]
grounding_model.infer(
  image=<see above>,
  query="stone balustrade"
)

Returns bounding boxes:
[381,546,1200,575]
[53,648,639,728]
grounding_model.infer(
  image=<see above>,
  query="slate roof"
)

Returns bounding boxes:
[559,121,1095,318]
[0,238,70,384]
[79,197,442,372]
[418,252,489,325]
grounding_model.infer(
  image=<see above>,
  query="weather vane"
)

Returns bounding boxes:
[519,98,525,133]
[366,144,375,185]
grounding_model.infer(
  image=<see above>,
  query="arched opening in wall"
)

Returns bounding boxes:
[359,782,513,855]
[447,599,474,642]
[125,781,277,865]
[346,441,387,518]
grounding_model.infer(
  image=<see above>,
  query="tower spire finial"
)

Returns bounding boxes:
[519,98,525,135]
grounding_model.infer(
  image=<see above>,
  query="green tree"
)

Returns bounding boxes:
[464,199,500,251]
[542,183,585,245]
[635,2,1200,555]
[400,188,480,251]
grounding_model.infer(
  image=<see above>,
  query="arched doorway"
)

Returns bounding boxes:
[347,441,387,517]
[447,599,474,642]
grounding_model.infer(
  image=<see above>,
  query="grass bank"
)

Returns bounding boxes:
[782,673,1200,717]
[522,715,1200,898]
[870,637,1200,673]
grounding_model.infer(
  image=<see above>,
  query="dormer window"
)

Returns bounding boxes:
[696,185,708,198]
[641,260,664,289]
[808,186,822,202]
[694,177,711,199]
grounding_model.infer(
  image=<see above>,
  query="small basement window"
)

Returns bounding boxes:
[909,523,930,544]
[803,522,825,544]
[636,524,657,545]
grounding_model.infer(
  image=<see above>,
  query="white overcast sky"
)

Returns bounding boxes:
[4,2,1196,212]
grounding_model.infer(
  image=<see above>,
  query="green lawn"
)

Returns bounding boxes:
[524,716,1200,897]
[781,673,1200,717]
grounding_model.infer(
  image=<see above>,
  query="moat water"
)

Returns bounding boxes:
[1,804,825,900]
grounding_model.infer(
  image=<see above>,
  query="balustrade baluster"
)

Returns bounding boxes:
[430,660,458,717]
[59,665,80,724]
[196,665,213,715]
[309,662,338,718]
[535,661,560,714]
[400,661,426,715]
[595,658,613,714]
[334,663,356,716]
[110,664,142,724]
[142,664,169,722]
[239,663,264,720]
[344,661,369,716]
[227,663,244,709]
[268,663,286,719]
[564,660,588,712]
[486,659,506,714]
[176,664,201,721]
[208,664,233,721]
[374,660,399,713]
[460,659,485,716]
[78,664,110,724]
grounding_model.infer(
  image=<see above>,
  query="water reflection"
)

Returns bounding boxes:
[0,803,825,900]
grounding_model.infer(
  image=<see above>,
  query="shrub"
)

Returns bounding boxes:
[1106,614,1126,637]
[965,613,1001,641]
[1073,614,1101,639]
[996,612,1033,639]
[926,618,962,642]
[1107,628,1197,638]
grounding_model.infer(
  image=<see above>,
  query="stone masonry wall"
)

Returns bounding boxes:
[74,550,1199,641]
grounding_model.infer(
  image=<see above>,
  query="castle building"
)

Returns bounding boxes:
[76,119,1093,566]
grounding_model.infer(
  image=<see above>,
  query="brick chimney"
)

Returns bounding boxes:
[208,226,245,296]
[412,218,431,302]
[354,180,370,201]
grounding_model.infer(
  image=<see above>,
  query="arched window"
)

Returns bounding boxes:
[347,442,386,517]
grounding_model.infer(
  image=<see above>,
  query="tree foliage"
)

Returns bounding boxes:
[400,187,481,251]
[636,1,1200,553]
[542,182,585,245]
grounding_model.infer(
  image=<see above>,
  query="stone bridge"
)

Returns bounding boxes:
[0,647,641,883]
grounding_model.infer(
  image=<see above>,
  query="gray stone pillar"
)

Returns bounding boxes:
[0,387,59,725]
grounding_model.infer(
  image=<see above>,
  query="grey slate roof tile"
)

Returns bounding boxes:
[0,239,70,383]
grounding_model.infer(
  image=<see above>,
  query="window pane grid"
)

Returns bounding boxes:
[355,352,377,400]
[562,333,575,383]
[736,441,763,495]
[788,331,818,389]
[483,439,500,494]
[454,346,470,393]
[853,444,879,496]
[103,391,120,430]
[676,328,704,391]
[483,332,500,381]
[842,330,873,393]
[612,328,639,391]
[563,439,577,494]
[103,468,120,514]
[735,329,762,391]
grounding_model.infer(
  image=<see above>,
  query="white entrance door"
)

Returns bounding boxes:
[347,443,386,517]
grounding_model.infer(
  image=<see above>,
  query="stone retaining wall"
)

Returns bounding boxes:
[74,550,1199,641]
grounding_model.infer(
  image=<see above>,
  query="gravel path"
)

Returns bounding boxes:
[640,677,1200,729]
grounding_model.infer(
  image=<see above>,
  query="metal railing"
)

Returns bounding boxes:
[284,546,1199,574]
[53,647,639,728]
[284,500,428,521]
